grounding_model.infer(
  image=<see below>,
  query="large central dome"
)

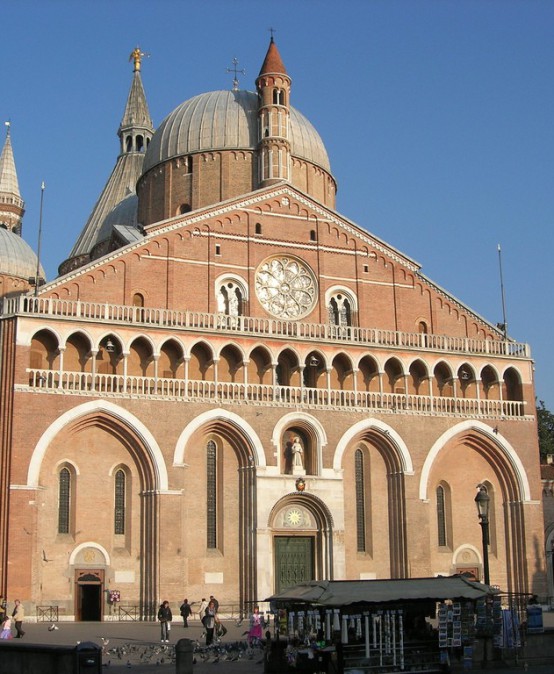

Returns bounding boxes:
[143,90,331,174]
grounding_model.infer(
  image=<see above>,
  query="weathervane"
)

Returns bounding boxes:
[129,46,150,72]
[226,57,246,92]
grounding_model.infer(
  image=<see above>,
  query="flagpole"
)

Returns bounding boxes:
[34,182,45,297]
[497,244,507,339]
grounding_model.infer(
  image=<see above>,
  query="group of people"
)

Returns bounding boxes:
[157,595,225,645]
[0,598,25,640]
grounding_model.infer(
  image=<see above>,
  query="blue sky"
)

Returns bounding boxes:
[2,0,553,409]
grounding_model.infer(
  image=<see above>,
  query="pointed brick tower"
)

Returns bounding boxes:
[256,37,292,186]
[59,48,154,276]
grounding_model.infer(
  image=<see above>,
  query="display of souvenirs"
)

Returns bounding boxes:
[437,601,475,650]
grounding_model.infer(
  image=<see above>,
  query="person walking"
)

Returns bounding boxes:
[198,597,208,622]
[209,595,219,612]
[157,600,172,643]
[179,598,192,627]
[12,599,25,638]
[0,614,12,640]
[247,605,264,646]
[203,599,217,646]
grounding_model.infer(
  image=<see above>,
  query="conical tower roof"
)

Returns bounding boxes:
[0,122,25,231]
[258,37,287,76]
[59,49,154,276]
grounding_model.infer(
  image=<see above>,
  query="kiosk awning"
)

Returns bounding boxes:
[266,575,495,607]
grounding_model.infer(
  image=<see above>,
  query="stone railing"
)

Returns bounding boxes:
[1,295,530,359]
[26,369,526,418]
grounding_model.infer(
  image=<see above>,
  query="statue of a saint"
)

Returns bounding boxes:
[291,436,303,468]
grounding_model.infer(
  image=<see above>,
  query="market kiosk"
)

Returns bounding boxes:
[265,574,496,673]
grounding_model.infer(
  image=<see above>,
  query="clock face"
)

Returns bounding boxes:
[255,256,317,319]
[285,507,304,527]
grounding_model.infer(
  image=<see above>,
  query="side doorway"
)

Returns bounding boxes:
[75,569,104,621]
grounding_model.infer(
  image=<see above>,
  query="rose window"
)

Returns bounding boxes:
[255,256,317,319]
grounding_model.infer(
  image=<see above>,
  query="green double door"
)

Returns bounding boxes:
[274,536,315,594]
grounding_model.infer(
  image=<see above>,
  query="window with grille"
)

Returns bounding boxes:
[355,449,366,552]
[58,467,71,534]
[436,485,447,547]
[207,440,217,548]
[114,469,126,535]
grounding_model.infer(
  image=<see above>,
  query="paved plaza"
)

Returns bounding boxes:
[5,613,554,673]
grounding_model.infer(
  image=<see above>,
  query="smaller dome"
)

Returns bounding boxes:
[0,227,44,280]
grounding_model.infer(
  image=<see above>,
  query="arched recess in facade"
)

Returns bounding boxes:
[175,409,264,612]
[27,400,166,620]
[269,492,334,589]
[335,419,413,578]
[420,421,532,596]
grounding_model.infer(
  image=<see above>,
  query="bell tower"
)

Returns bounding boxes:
[256,37,291,186]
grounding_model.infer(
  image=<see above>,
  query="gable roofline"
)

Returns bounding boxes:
[40,182,505,337]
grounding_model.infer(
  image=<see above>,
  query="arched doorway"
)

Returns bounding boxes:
[270,496,333,594]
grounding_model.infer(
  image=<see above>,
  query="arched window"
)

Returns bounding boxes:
[436,485,447,547]
[327,291,355,327]
[355,449,366,552]
[114,469,126,535]
[58,467,71,534]
[273,88,285,105]
[255,223,262,235]
[207,440,217,549]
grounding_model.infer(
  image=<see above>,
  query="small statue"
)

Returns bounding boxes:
[291,436,303,468]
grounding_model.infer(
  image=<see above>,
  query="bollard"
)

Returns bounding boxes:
[175,638,194,674]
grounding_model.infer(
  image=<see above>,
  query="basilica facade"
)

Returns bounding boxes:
[0,40,546,621]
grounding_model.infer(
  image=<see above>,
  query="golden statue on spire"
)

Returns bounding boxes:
[129,47,149,72]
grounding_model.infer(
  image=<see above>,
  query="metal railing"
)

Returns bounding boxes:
[36,605,59,622]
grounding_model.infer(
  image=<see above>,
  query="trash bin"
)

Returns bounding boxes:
[75,641,102,673]
[175,638,194,674]
[526,605,544,634]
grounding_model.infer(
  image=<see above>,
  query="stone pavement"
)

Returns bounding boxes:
[11,614,554,673]
[12,616,264,672]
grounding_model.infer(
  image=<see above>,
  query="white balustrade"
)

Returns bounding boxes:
[1,295,530,359]
[25,368,525,418]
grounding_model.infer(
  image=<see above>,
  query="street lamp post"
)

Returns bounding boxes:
[475,484,491,667]
[475,485,490,585]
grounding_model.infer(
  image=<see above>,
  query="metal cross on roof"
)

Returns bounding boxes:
[226,57,246,92]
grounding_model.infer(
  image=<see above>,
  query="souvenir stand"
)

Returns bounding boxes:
[265,575,495,674]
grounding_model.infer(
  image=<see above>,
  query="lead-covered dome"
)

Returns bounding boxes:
[143,90,331,174]
[0,227,44,280]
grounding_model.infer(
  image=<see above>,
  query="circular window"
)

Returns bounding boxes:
[255,256,317,319]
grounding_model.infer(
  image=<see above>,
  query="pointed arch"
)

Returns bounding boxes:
[174,408,266,468]
[418,420,531,502]
[333,419,413,473]
[27,400,168,490]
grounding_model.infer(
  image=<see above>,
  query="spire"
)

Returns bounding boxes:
[119,49,154,154]
[258,36,287,77]
[59,51,154,275]
[0,122,25,234]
